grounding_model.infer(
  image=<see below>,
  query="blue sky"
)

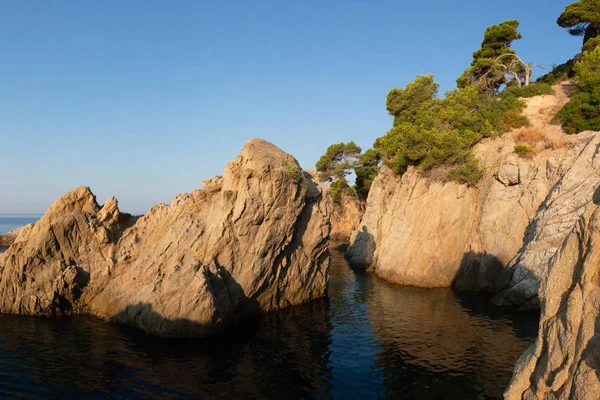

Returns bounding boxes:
[0,0,581,214]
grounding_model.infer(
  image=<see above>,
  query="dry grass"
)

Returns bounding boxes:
[513,127,567,153]
[423,165,453,184]
[514,127,545,144]
[542,131,568,150]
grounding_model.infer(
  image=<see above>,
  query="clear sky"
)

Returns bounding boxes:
[0,0,581,214]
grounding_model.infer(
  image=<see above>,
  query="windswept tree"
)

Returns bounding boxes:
[457,20,532,93]
[315,141,362,182]
[557,0,600,46]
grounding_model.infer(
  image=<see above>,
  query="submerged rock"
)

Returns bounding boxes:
[0,139,331,337]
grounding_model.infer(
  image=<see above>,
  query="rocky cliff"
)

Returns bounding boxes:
[346,85,600,304]
[0,139,331,337]
[505,200,600,399]
[330,193,364,241]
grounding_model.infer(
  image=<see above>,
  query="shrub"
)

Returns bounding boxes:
[353,148,381,200]
[543,131,568,150]
[573,46,600,94]
[330,179,351,202]
[502,82,555,98]
[281,160,303,184]
[536,58,577,85]
[555,48,600,134]
[354,165,378,200]
[447,157,485,186]
[582,36,600,54]
[501,107,530,130]
[555,91,600,133]
[514,144,533,156]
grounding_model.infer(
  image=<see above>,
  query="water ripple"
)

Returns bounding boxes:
[0,244,538,399]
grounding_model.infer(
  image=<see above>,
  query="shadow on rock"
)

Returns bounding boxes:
[453,251,511,293]
[109,267,265,339]
[344,225,376,271]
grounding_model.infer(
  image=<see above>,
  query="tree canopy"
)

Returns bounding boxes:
[557,0,600,45]
[354,149,381,200]
[574,46,600,95]
[374,76,526,181]
[315,141,362,182]
[386,75,438,126]
[556,46,600,133]
[457,20,531,92]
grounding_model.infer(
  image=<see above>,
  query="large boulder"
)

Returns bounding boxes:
[0,139,332,337]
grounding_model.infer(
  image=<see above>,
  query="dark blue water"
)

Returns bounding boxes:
[0,217,538,399]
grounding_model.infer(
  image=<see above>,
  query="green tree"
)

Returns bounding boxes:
[374,75,525,182]
[354,149,381,200]
[582,36,600,53]
[386,75,438,126]
[457,20,531,93]
[557,0,600,45]
[556,47,600,133]
[316,141,362,182]
[574,46,600,94]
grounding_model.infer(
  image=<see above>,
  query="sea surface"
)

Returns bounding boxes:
[0,215,41,253]
[0,216,538,399]
[0,215,40,236]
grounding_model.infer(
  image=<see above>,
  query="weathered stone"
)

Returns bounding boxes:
[0,226,26,247]
[346,129,599,293]
[0,139,332,338]
[330,192,364,241]
[495,132,600,308]
[496,164,520,186]
[505,203,600,399]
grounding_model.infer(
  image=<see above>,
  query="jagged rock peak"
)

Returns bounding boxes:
[0,138,332,338]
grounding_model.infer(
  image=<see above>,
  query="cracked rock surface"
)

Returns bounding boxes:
[505,203,600,399]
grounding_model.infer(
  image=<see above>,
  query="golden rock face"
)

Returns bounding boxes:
[0,138,332,338]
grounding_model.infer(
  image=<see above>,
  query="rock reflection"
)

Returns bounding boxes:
[0,300,333,399]
[0,244,538,399]
[362,263,538,399]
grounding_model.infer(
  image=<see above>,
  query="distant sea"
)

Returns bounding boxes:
[0,215,41,235]
[0,215,41,252]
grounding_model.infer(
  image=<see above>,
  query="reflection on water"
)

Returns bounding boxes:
[0,243,538,399]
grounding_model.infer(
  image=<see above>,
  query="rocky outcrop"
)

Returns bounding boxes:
[330,193,364,241]
[0,227,25,247]
[505,202,600,399]
[0,139,331,337]
[494,133,600,308]
[346,131,599,290]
